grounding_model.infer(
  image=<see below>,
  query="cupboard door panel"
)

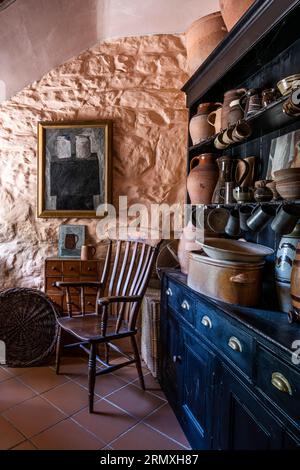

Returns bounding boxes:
[218,366,282,450]
[182,332,215,450]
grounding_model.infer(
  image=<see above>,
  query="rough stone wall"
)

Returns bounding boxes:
[0,34,188,288]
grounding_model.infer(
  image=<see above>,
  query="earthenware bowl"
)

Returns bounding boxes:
[202,238,274,263]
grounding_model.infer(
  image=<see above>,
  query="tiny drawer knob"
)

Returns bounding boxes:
[166,288,173,297]
[181,300,190,310]
[88,267,92,271]
[271,372,292,395]
[173,355,182,363]
[228,336,243,353]
[70,267,74,271]
[51,266,57,271]
[201,315,212,329]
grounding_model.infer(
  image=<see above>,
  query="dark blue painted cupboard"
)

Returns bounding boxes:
[159,272,300,450]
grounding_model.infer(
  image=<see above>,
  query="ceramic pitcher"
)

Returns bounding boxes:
[212,156,250,204]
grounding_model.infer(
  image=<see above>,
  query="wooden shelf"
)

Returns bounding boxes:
[190,199,300,209]
[188,95,299,158]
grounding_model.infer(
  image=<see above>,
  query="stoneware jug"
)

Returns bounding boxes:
[222,88,247,129]
[290,241,300,323]
[187,154,219,204]
[212,156,250,204]
[207,106,223,134]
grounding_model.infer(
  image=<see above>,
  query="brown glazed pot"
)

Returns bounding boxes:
[221,88,247,130]
[187,154,219,204]
[219,0,255,31]
[289,242,300,323]
[186,12,227,75]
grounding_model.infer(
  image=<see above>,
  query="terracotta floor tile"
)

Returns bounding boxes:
[0,416,25,450]
[42,381,88,415]
[74,371,127,398]
[0,366,12,383]
[132,373,166,400]
[54,357,88,378]
[2,365,51,377]
[3,396,66,438]
[106,384,164,420]
[73,399,137,444]
[144,403,190,447]
[111,423,186,450]
[113,364,150,383]
[0,378,36,412]
[31,418,103,450]
[12,440,37,450]
[18,366,68,393]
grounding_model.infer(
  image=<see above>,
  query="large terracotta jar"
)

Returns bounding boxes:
[186,12,227,75]
[187,154,219,204]
[219,0,255,31]
[178,222,202,275]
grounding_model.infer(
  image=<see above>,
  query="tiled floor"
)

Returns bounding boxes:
[0,356,190,450]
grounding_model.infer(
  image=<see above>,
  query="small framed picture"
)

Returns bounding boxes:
[58,225,86,258]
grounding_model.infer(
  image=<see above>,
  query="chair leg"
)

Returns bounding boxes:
[105,343,110,365]
[88,343,97,413]
[55,327,62,375]
[130,335,145,390]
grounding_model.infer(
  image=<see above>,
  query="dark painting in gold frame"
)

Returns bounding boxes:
[37,120,112,218]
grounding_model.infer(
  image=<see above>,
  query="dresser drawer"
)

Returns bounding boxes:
[196,302,254,378]
[62,261,80,276]
[81,261,99,276]
[165,280,195,326]
[256,346,300,425]
[46,276,62,294]
[45,260,62,276]
[85,295,97,312]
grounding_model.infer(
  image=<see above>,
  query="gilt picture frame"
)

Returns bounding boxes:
[37,120,112,218]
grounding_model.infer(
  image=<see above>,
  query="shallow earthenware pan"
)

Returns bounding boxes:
[202,238,274,263]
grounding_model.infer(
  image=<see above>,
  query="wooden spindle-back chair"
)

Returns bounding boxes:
[55,239,159,412]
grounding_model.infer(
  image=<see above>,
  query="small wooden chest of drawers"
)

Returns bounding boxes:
[44,258,102,314]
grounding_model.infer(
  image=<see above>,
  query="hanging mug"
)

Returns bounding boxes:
[246,204,277,232]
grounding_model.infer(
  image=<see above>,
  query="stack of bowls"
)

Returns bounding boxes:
[277,74,300,96]
[274,168,300,200]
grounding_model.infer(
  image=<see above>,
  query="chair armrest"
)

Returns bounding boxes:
[54,281,104,289]
[97,295,142,306]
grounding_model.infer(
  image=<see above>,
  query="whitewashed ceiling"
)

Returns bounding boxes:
[0,0,219,101]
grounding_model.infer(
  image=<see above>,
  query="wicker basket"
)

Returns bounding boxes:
[0,288,59,367]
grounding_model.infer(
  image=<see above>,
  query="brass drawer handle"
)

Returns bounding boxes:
[181,300,190,310]
[271,372,292,396]
[166,288,173,296]
[228,336,243,353]
[201,315,212,329]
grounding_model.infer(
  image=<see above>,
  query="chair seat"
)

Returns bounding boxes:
[57,314,133,342]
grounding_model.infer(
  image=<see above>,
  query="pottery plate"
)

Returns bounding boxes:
[202,238,274,263]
